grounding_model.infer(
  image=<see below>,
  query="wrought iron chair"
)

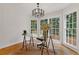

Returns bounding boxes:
[21,30,27,51]
[37,30,49,55]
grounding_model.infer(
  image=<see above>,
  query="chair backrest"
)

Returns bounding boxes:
[22,30,27,36]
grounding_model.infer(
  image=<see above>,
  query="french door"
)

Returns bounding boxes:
[49,17,60,40]
[40,19,48,36]
[66,12,77,46]
[31,20,37,34]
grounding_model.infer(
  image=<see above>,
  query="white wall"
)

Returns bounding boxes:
[0,4,31,48]
[0,6,2,37]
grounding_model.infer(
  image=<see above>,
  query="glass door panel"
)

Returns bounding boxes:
[31,20,37,34]
[66,12,77,46]
[40,19,48,36]
[49,17,60,40]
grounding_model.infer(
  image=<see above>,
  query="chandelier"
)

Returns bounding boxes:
[32,3,45,17]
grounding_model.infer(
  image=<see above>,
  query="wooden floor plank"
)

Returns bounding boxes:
[0,42,78,55]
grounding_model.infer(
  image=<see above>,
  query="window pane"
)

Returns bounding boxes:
[69,14,72,23]
[66,12,77,46]
[70,23,72,28]
[49,17,60,40]
[66,23,69,28]
[31,20,37,33]
[73,29,76,35]
[66,29,68,37]
[72,12,77,22]
[40,19,48,30]
[40,19,48,36]
[73,23,76,28]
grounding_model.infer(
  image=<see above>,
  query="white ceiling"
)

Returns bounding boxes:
[34,3,70,13]
[18,3,70,15]
[0,3,71,16]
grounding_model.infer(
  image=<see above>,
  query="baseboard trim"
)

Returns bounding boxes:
[62,43,79,54]
[0,40,30,49]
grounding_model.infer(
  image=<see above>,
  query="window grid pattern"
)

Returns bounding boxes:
[49,18,60,40]
[31,20,37,33]
[40,19,48,34]
[66,12,77,46]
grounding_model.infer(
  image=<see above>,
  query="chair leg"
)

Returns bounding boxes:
[22,39,24,48]
[46,47,49,55]
[46,42,49,55]
[29,37,34,46]
[24,39,27,51]
[29,38,32,50]
[48,38,50,48]
[41,46,44,55]
[21,38,25,50]
[29,38,31,45]
[21,36,28,51]
[40,41,49,55]
[51,39,56,54]
[31,37,34,46]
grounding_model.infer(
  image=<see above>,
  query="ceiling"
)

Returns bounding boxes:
[18,3,70,15]
[33,3,70,13]
[0,3,71,16]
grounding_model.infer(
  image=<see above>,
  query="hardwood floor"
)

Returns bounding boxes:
[0,42,78,55]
